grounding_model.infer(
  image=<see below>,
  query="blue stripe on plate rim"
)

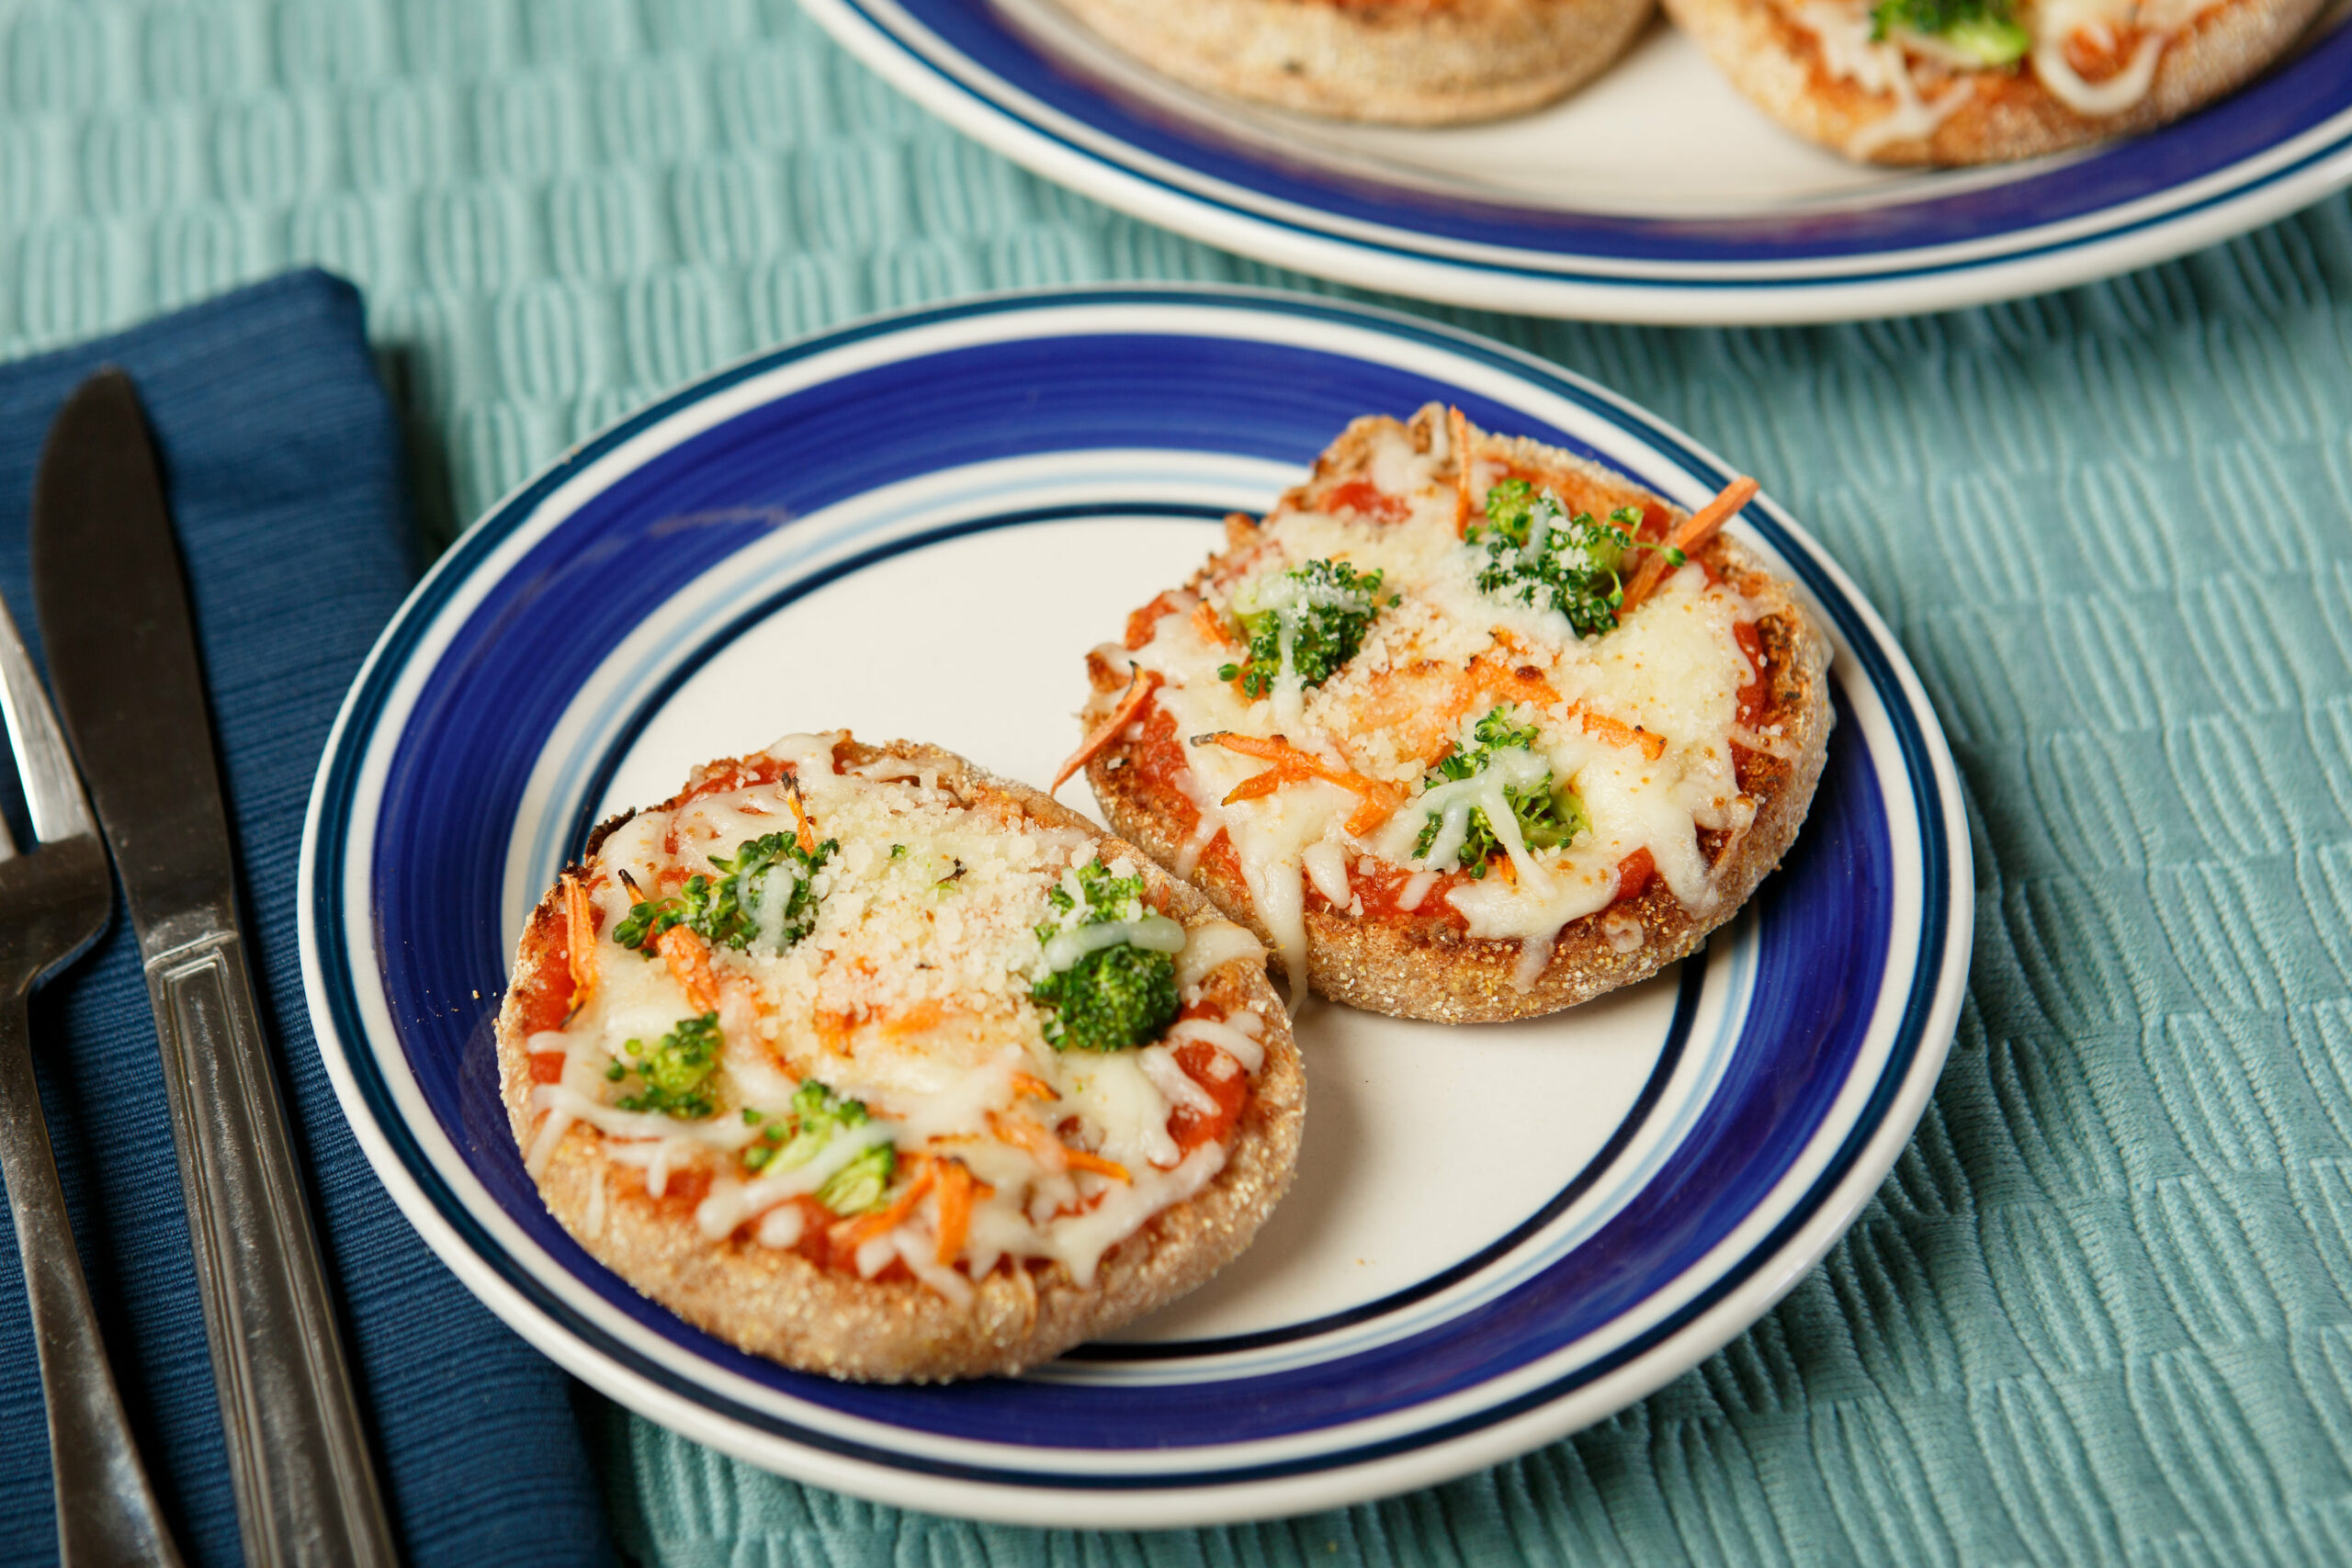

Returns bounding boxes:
[799,0,2352,319]
[299,287,1973,1523]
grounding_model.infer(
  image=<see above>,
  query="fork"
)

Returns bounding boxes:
[0,582,184,1567]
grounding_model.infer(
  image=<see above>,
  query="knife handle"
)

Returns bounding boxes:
[145,931,399,1568]
[0,992,187,1568]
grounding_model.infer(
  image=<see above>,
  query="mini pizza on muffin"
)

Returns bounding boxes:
[1062,405,1833,1024]
[1050,0,1657,125]
[500,734,1301,1382]
[1664,0,2326,163]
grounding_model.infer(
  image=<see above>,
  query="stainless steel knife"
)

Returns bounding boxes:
[29,368,399,1568]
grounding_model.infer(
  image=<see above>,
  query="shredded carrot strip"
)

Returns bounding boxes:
[1465,660,1563,710]
[656,925,720,1015]
[1012,1072,1058,1101]
[1063,1149,1132,1182]
[832,1156,934,1250]
[1202,733,1403,832]
[1617,476,1758,618]
[1450,406,1476,536]
[932,1157,991,1265]
[1051,669,1162,792]
[1219,770,1288,805]
[1190,601,1233,647]
[562,874,598,1004]
[784,777,818,855]
[1577,709,1668,762]
[989,1112,1132,1183]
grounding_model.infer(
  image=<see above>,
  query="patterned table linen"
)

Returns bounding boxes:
[8,2,2352,1562]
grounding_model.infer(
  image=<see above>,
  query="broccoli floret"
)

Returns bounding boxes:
[1040,859,1148,929]
[608,1012,722,1119]
[1033,943,1181,1055]
[1412,707,1590,877]
[1470,480,1680,639]
[1216,558,1395,698]
[614,831,835,955]
[1031,860,1181,1054]
[1869,0,2029,62]
[741,1078,873,1174]
[816,1143,897,1216]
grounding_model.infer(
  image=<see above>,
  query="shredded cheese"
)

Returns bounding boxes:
[1780,0,2224,138]
[522,735,1272,1302]
[1121,407,1769,978]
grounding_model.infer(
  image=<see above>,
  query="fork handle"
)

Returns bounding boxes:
[0,991,187,1567]
[145,931,398,1568]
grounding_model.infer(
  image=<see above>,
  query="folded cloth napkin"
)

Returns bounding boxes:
[0,272,614,1567]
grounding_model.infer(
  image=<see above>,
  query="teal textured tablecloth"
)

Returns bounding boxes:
[8,2,2352,1562]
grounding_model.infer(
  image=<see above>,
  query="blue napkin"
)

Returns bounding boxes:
[0,272,614,1567]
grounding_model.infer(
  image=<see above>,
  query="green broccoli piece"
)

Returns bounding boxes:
[1039,859,1148,929]
[609,1012,722,1119]
[614,831,835,956]
[741,1078,874,1174]
[1869,0,2030,62]
[1031,861,1181,1054]
[1412,707,1590,878]
[817,1143,897,1216]
[1469,480,1680,639]
[1033,944,1181,1055]
[1216,558,1395,698]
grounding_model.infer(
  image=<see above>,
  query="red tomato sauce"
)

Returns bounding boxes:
[1733,620,1768,728]
[1613,849,1656,905]
[1169,1038,1249,1155]
[1322,479,1407,524]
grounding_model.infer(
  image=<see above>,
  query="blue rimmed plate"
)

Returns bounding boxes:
[797,0,2352,323]
[300,288,1971,1525]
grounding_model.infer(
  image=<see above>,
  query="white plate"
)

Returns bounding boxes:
[799,0,2352,321]
[301,288,1972,1524]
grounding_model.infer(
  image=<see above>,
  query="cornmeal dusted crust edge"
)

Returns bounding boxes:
[1049,0,1657,125]
[1082,412,1834,1024]
[1660,0,2326,164]
[496,739,1305,1382]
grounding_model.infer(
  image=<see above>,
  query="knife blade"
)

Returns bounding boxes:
[30,367,398,1568]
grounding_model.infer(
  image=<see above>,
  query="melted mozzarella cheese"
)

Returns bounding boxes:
[1129,425,1769,966]
[526,735,1270,1302]
[1784,0,2222,132]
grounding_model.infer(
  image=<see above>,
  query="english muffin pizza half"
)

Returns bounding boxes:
[1664,0,2326,163]
[500,733,1301,1382]
[1052,0,1656,125]
[1063,405,1832,1024]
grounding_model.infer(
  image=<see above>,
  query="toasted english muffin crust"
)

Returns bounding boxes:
[1053,0,1657,123]
[1662,0,2325,164]
[499,740,1303,1382]
[1080,411,1834,1023]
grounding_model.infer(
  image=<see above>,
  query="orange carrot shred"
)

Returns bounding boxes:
[785,777,819,855]
[562,874,598,1004]
[1450,406,1476,536]
[1063,1149,1131,1183]
[1577,708,1668,761]
[833,1156,934,1250]
[1012,1072,1059,1101]
[1617,476,1758,619]
[933,1157,991,1265]
[1201,734,1402,830]
[1190,601,1234,647]
[656,924,720,1015]
[989,1112,1131,1183]
[1052,669,1162,792]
